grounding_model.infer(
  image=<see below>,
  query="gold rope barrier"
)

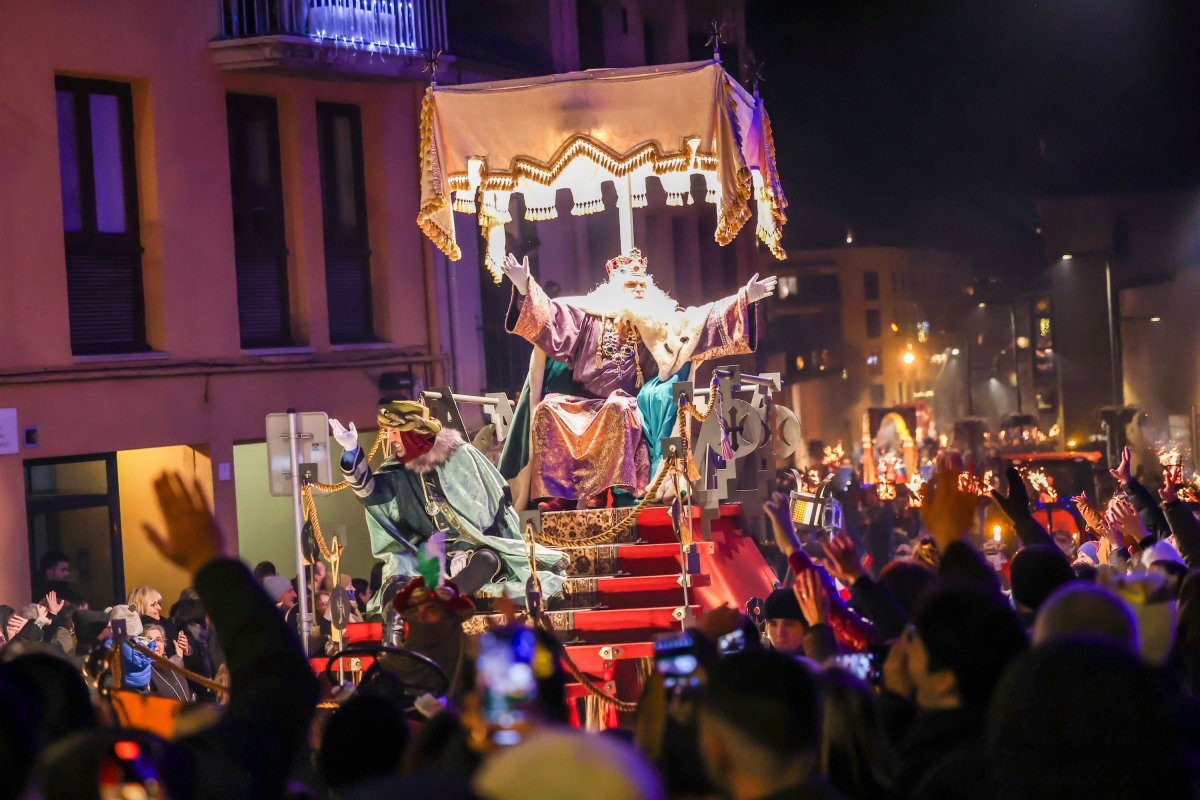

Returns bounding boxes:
[125,639,229,695]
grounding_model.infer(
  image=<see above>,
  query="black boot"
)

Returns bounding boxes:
[450,549,502,596]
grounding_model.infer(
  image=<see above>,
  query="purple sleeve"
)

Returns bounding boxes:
[689,288,759,362]
[505,277,589,362]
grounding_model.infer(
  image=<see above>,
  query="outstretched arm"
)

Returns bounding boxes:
[502,253,588,362]
[144,473,318,796]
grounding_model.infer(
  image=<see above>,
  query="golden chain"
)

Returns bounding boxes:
[419,472,479,544]
[532,460,678,549]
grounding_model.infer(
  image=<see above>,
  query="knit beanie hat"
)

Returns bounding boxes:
[106,604,143,638]
[1010,544,1074,612]
[263,575,294,603]
[762,586,804,621]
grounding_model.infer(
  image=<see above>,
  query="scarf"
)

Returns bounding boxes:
[397,431,436,464]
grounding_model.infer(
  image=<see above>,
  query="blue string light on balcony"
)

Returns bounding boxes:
[308,0,423,54]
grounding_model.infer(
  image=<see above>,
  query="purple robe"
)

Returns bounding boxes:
[506,277,757,500]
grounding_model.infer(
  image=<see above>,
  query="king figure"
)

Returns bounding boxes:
[330,401,566,615]
[498,249,777,511]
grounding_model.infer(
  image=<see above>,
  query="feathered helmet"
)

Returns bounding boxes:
[377,400,443,435]
[604,248,649,278]
[392,575,475,621]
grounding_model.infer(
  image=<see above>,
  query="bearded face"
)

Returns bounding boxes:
[584,273,679,332]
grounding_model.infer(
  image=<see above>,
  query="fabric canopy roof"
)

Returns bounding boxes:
[418,60,787,282]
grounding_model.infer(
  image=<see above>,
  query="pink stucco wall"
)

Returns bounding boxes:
[0,1,436,603]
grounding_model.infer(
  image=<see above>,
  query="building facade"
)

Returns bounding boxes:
[765,246,973,462]
[0,0,761,606]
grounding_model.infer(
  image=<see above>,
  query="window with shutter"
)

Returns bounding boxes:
[227,94,291,348]
[55,77,147,355]
[316,103,374,344]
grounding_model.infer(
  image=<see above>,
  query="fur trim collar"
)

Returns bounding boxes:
[404,428,465,474]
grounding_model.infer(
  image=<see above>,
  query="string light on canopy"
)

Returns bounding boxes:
[417,61,788,282]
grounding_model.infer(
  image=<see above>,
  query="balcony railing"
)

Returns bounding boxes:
[219,0,446,54]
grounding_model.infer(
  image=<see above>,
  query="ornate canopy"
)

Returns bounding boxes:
[418,60,787,282]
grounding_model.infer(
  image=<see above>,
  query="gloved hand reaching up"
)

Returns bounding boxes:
[328,419,360,455]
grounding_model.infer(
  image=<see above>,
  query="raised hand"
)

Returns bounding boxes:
[744,273,778,303]
[990,467,1032,522]
[922,464,980,551]
[821,532,866,586]
[44,590,64,616]
[764,490,801,556]
[1110,445,1132,485]
[1108,497,1149,546]
[793,569,830,627]
[1074,494,1121,549]
[328,418,360,453]
[143,472,228,577]
[6,614,27,641]
[175,630,191,657]
[502,253,531,296]
[1159,482,1179,504]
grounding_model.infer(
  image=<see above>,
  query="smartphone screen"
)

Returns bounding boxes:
[717,628,745,656]
[832,652,874,683]
[654,631,700,689]
[476,627,538,746]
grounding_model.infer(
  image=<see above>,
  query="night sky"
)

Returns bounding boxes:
[745,0,1200,283]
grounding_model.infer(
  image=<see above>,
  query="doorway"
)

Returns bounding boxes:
[25,453,123,608]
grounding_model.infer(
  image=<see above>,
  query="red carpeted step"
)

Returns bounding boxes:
[570,604,700,632]
[633,504,746,543]
[565,641,656,673]
[558,573,712,610]
[560,540,716,578]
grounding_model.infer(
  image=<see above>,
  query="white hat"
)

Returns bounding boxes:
[105,604,143,638]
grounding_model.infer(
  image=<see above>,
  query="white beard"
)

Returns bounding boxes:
[566,275,712,380]
[573,276,679,335]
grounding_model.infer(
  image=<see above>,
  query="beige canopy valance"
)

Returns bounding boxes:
[418,60,787,282]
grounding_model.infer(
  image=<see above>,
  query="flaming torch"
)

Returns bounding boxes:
[1026,469,1057,502]
[1159,444,1186,487]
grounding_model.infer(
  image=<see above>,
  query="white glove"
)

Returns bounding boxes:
[502,253,531,295]
[744,272,778,303]
[329,419,360,453]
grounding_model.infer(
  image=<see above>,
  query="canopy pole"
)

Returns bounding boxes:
[616,175,635,255]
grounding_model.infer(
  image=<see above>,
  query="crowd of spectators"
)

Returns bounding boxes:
[2,443,1200,799]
